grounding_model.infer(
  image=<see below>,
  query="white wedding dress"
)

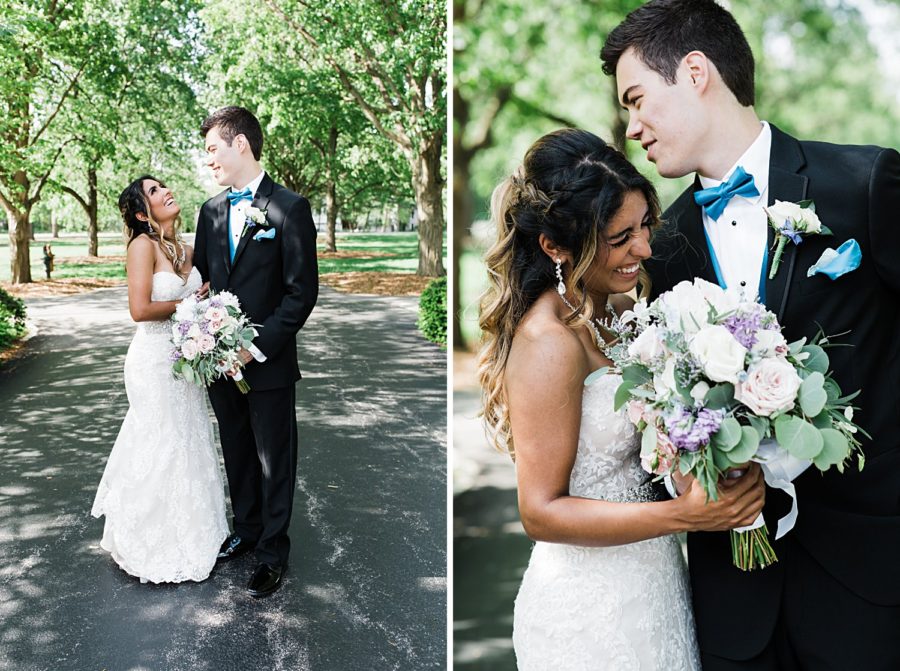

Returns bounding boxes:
[513,373,701,670]
[91,268,228,584]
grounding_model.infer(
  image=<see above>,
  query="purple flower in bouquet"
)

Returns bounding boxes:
[723,309,762,350]
[178,321,191,336]
[664,404,725,452]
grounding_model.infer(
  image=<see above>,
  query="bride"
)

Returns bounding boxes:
[91,175,228,583]
[477,128,766,669]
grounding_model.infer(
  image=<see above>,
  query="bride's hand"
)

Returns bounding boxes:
[195,281,210,299]
[676,462,766,532]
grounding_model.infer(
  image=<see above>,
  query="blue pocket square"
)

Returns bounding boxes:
[806,238,861,280]
[253,227,276,241]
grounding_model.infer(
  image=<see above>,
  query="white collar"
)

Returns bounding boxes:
[232,170,266,197]
[698,122,771,204]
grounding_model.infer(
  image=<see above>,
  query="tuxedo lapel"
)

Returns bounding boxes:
[677,177,719,286]
[215,194,232,274]
[231,173,275,270]
[763,127,808,322]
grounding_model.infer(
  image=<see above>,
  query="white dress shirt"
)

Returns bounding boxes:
[228,170,266,252]
[698,122,772,301]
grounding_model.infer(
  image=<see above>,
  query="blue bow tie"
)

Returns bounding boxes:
[226,187,253,205]
[693,165,760,221]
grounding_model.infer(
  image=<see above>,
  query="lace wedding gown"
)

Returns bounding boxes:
[91,268,228,584]
[513,373,701,670]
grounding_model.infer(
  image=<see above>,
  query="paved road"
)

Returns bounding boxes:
[0,286,447,671]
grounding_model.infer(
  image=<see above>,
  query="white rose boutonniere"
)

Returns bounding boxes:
[245,206,268,228]
[764,199,831,279]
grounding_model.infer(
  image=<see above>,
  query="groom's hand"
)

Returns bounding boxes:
[677,463,766,532]
[195,281,210,299]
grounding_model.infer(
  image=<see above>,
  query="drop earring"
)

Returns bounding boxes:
[555,258,566,295]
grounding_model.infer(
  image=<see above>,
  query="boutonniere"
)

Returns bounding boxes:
[764,200,831,279]
[245,206,268,228]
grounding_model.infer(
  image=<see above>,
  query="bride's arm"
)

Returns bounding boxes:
[126,236,182,322]
[508,327,765,548]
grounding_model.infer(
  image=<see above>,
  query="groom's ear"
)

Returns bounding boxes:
[682,51,711,93]
[233,133,249,155]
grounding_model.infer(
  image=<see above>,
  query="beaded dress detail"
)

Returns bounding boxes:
[513,373,700,670]
[92,268,228,583]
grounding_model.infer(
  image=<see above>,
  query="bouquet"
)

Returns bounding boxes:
[169,290,259,393]
[604,278,865,570]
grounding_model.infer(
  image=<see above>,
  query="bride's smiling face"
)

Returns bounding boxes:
[141,179,181,223]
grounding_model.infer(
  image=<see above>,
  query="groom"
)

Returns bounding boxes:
[194,106,318,596]
[602,1,900,669]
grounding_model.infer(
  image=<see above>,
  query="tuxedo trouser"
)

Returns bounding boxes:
[701,536,900,671]
[208,380,298,567]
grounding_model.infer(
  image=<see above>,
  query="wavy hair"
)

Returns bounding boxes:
[118,175,187,278]
[477,128,660,457]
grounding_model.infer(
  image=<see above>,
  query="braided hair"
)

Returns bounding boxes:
[477,128,660,456]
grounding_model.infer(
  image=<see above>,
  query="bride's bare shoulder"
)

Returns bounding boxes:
[506,301,587,390]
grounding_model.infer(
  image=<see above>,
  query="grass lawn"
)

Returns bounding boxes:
[458,246,488,348]
[0,231,446,293]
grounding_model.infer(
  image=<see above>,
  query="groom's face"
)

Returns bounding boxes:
[616,48,703,178]
[204,126,242,187]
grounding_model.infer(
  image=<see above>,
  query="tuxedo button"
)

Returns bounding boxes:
[731,220,737,226]
[740,281,747,287]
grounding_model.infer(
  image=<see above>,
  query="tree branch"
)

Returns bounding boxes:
[29,58,90,148]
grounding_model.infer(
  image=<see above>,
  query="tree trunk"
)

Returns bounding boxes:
[87,168,99,257]
[411,135,445,276]
[323,125,338,253]
[51,210,59,238]
[7,207,33,284]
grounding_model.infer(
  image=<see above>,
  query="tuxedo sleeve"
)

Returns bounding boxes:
[254,196,319,357]
[868,147,900,293]
[194,205,210,283]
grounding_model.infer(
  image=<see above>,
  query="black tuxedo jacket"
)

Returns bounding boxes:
[194,173,318,391]
[647,126,900,659]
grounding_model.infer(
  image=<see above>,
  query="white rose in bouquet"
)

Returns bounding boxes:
[751,329,789,359]
[198,334,216,354]
[627,324,666,364]
[734,357,802,416]
[689,325,748,383]
[653,357,678,398]
[660,280,714,335]
[696,278,741,316]
[181,339,200,361]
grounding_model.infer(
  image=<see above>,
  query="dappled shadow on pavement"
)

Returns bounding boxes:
[0,286,446,671]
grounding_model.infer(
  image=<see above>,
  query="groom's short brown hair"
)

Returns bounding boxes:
[200,106,264,160]
[600,0,755,107]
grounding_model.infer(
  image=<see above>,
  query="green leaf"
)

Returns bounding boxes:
[800,345,828,374]
[823,376,841,403]
[712,445,741,471]
[613,381,636,412]
[811,411,832,429]
[712,417,742,451]
[774,416,824,460]
[788,337,808,356]
[728,426,762,463]
[641,424,657,458]
[799,372,827,417]
[745,414,769,440]
[705,383,735,410]
[621,364,652,386]
[812,428,850,470]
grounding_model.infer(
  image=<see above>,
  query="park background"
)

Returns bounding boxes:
[0,1,448,670]
[452,0,900,668]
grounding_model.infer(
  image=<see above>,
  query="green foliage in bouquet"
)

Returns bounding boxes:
[418,276,447,347]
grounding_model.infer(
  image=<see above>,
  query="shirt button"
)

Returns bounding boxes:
[740,281,747,287]
[731,220,737,226]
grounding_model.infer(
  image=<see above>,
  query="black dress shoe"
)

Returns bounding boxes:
[247,563,283,597]
[217,534,254,562]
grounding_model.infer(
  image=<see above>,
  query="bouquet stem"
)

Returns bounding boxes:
[231,369,251,394]
[730,525,778,571]
[768,235,787,279]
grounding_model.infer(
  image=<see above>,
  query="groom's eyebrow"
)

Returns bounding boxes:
[620,85,640,107]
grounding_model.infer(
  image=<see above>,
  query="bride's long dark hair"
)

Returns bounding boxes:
[118,175,187,278]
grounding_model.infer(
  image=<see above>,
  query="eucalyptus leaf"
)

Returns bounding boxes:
[800,345,828,374]
[799,372,827,417]
[613,381,636,412]
[622,364,652,386]
[812,428,849,470]
[712,417,742,451]
[705,383,735,410]
[641,424,657,458]
[727,426,762,463]
[774,416,824,460]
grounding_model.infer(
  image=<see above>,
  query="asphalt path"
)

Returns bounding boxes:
[0,285,447,671]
